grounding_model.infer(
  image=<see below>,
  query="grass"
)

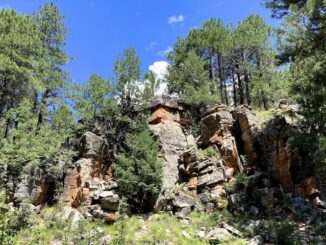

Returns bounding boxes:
[255,106,300,130]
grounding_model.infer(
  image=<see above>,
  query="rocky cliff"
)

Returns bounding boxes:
[1,96,325,244]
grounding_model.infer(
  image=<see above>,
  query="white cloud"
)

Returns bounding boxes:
[148,61,170,96]
[157,46,173,57]
[168,15,184,25]
[146,41,158,51]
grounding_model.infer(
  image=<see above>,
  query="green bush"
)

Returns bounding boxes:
[198,146,220,159]
[224,173,249,193]
[113,128,162,213]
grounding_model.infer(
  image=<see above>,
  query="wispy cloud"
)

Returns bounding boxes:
[158,46,173,57]
[146,41,158,51]
[168,15,184,25]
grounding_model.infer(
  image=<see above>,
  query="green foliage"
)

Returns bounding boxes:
[0,9,44,117]
[114,48,144,110]
[0,99,76,172]
[224,173,249,193]
[74,73,114,121]
[198,146,220,159]
[167,15,284,109]
[113,128,162,212]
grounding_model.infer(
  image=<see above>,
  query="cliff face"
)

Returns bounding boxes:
[2,97,324,223]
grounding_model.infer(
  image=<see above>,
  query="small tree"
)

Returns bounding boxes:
[113,128,162,213]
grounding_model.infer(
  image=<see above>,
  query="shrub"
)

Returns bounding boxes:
[198,146,220,159]
[113,128,162,213]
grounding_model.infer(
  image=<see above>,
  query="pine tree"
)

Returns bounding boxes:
[113,128,162,212]
[0,10,44,122]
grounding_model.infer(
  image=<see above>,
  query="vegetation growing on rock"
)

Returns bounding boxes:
[0,0,325,244]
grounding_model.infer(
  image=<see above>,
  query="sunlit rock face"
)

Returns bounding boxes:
[199,104,243,173]
[149,97,191,211]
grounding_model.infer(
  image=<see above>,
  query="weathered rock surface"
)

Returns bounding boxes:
[232,105,258,163]
[149,97,190,211]
[256,116,294,193]
[13,167,54,205]
[199,105,243,172]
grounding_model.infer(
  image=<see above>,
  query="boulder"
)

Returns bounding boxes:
[79,132,108,159]
[13,168,52,206]
[278,99,289,109]
[205,227,234,243]
[172,194,196,209]
[101,194,119,211]
[248,235,263,245]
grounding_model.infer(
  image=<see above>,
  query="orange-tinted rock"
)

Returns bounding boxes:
[61,166,82,205]
[271,141,293,193]
[188,177,198,190]
[30,182,50,205]
[200,105,243,172]
[104,213,117,223]
[150,106,180,124]
[302,177,319,197]
[257,116,293,193]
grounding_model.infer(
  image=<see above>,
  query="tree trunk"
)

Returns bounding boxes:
[232,69,237,107]
[217,56,225,103]
[237,72,244,105]
[37,89,50,126]
[244,71,251,106]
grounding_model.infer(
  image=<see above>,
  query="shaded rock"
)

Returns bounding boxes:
[248,235,263,245]
[254,188,275,213]
[13,168,52,206]
[101,194,119,211]
[256,116,293,193]
[232,105,257,163]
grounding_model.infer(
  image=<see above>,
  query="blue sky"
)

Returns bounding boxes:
[0,0,278,85]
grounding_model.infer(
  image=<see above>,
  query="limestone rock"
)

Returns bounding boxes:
[248,235,263,245]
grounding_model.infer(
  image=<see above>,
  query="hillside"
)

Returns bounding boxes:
[0,1,325,244]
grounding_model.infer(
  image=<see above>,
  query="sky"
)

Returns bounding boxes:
[0,0,279,87]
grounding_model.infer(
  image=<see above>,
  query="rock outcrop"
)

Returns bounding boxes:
[178,148,227,199]
[149,97,191,211]
[232,105,258,163]
[61,131,119,222]
[199,105,243,172]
